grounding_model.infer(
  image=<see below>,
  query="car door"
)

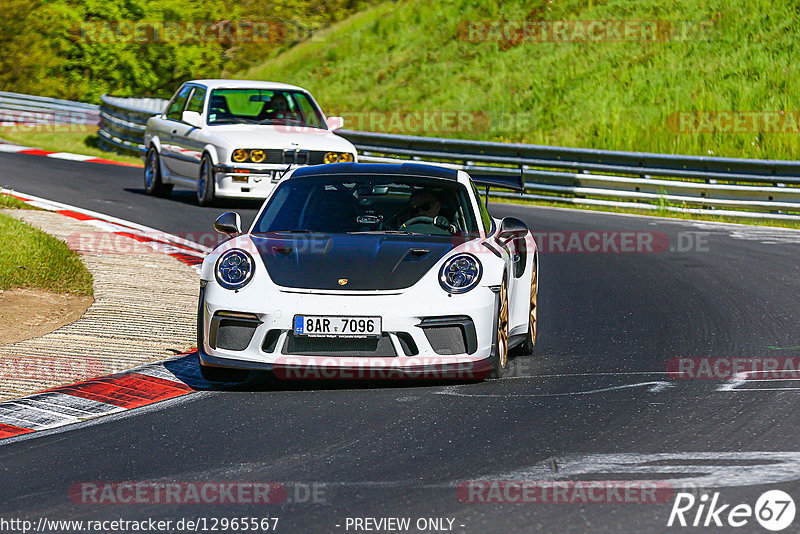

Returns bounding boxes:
[169,85,208,178]
[160,84,192,176]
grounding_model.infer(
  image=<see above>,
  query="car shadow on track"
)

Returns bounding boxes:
[161,353,481,393]
[123,187,264,211]
[242,371,482,393]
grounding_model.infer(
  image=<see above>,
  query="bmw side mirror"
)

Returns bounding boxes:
[497,217,528,244]
[326,116,344,130]
[182,110,204,128]
[214,212,242,237]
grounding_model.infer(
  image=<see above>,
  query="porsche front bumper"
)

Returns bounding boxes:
[198,283,499,379]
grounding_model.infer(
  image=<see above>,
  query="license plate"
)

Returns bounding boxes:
[294,315,381,337]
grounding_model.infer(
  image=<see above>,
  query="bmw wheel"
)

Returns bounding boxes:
[197,154,216,206]
[143,147,173,197]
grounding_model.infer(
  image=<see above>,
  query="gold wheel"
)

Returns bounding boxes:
[498,279,509,370]
[529,262,538,345]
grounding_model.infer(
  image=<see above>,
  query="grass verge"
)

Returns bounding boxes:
[0,127,143,167]
[0,212,93,295]
[0,194,36,210]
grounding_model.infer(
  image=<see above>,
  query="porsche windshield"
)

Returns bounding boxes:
[207,88,326,128]
[253,175,480,236]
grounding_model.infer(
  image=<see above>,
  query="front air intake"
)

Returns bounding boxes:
[418,316,477,355]
[209,312,261,351]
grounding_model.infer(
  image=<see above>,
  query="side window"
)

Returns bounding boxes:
[165,85,192,121]
[471,182,493,235]
[293,93,325,128]
[185,86,207,114]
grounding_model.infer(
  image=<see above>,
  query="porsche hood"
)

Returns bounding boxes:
[250,233,472,290]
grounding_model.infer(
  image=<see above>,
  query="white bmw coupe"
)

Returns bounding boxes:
[143,79,357,205]
[198,163,538,381]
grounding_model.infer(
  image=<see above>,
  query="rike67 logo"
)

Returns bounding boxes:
[668,490,796,531]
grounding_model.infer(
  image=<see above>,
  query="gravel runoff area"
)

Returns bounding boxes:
[0,209,199,400]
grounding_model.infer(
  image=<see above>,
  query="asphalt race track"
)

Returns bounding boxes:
[2,151,800,533]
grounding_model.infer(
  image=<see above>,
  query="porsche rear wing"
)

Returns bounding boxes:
[469,170,525,193]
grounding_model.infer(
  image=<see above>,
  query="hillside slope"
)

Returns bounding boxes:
[241,0,800,160]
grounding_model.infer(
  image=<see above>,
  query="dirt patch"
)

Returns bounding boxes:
[0,288,93,346]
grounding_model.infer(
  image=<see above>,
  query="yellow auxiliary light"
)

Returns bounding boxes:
[324,152,339,164]
[339,152,355,163]
[232,149,248,163]
[250,149,266,163]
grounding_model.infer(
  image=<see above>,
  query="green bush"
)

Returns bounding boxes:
[0,0,373,102]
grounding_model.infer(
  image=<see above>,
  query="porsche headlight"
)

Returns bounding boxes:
[215,249,255,290]
[439,253,482,294]
[250,149,266,163]
[324,152,339,164]
[232,149,248,163]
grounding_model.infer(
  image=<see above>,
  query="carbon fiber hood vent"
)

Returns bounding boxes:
[250,234,469,290]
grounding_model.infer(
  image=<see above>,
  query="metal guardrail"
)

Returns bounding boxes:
[96,95,800,220]
[97,95,168,154]
[0,91,99,126]
[340,130,800,220]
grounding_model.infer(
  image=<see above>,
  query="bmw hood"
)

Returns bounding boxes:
[207,126,355,152]
[250,233,472,290]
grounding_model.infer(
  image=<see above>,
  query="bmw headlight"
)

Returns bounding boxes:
[250,149,266,163]
[215,249,255,290]
[439,253,482,294]
[324,152,355,164]
[232,149,248,163]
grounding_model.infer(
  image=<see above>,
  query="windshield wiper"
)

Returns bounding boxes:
[349,230,420,235]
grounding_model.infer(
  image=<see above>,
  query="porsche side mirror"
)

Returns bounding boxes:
[214,212,242,237]
[497,217,528,244]
[326,116,344,130]
[182,110,203,128]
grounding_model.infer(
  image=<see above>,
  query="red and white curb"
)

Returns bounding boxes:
[1,188,210,271]
[0,190,216,441]
[0,142,142,167]
[0,352,215,440]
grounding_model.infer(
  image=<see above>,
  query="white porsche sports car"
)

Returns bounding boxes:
[143,79,357,205]
[198,163,538,381]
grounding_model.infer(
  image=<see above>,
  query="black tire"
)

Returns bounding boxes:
[518,259,538,355]
[197,154,216,206]
[489,277,510,379]
[199,358,249,383]
[143,147,173,197]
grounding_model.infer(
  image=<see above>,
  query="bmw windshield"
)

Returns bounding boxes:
[207,88,326,128]
[253,174,480,237]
